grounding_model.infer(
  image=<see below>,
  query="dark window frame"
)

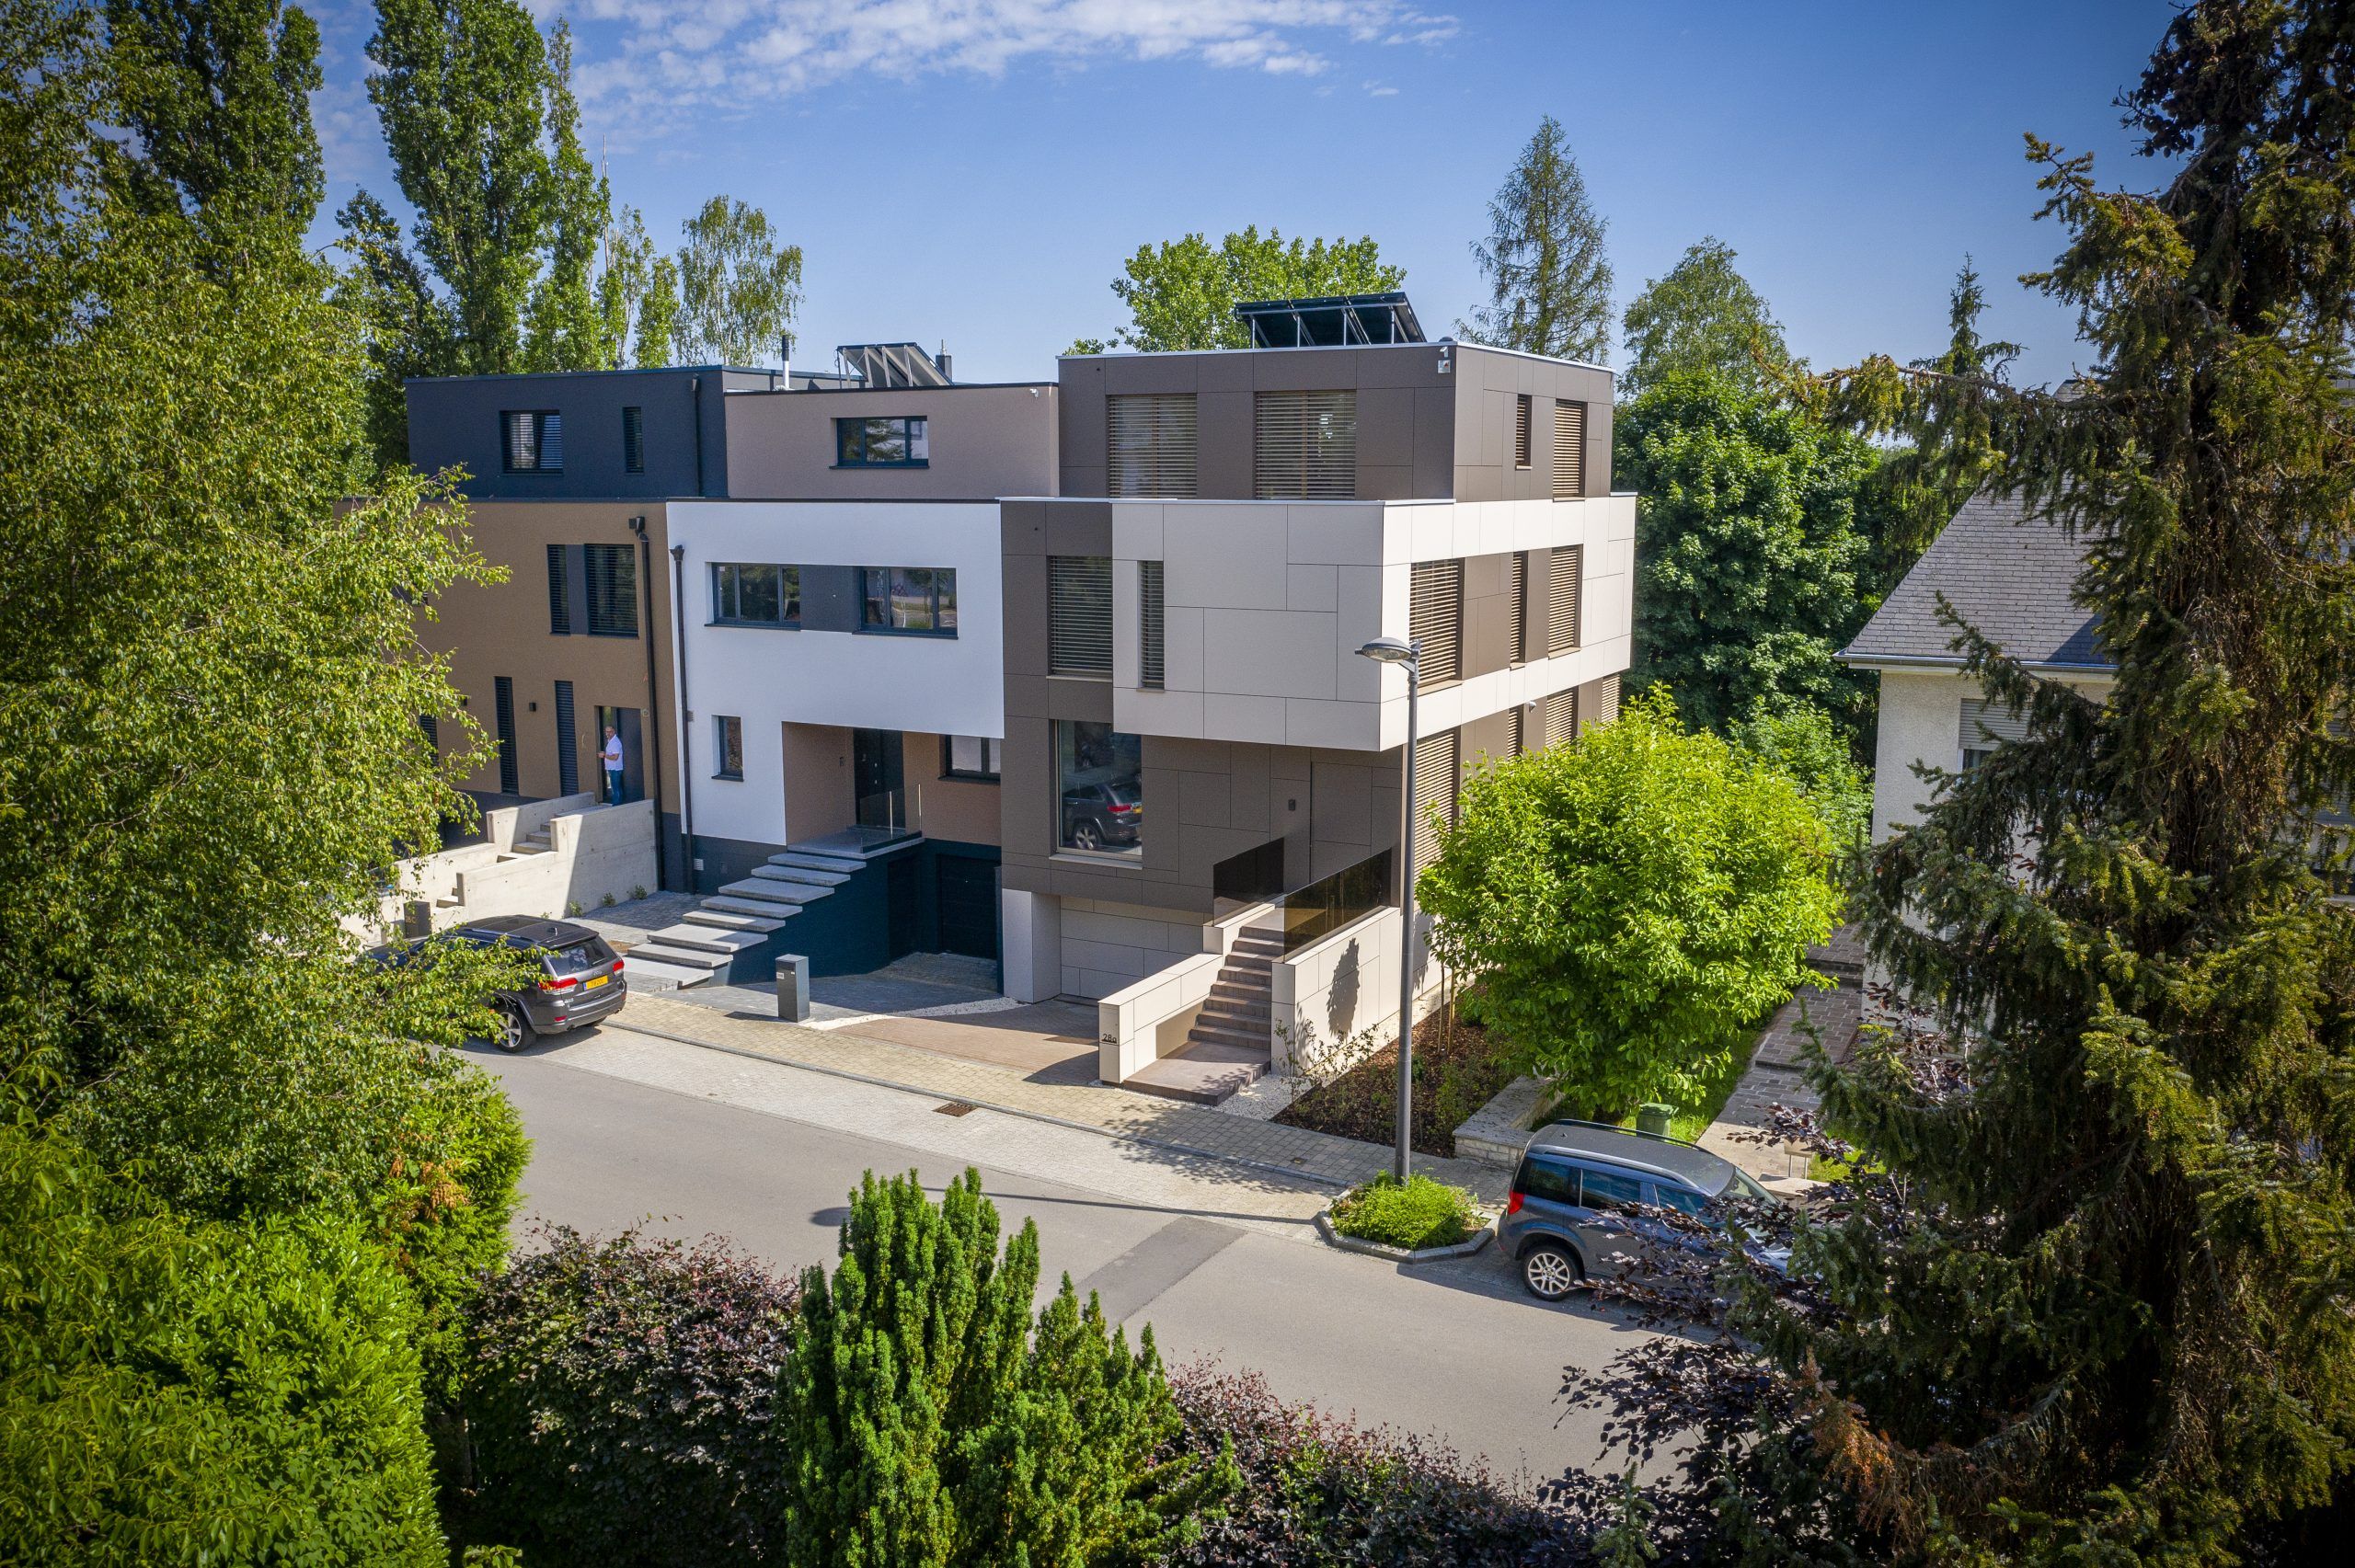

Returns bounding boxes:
[857,565,958,637]
[622,406,645,474]
[833,415,931,469]
[941,734,1003,783]
[584,542,638,638]
[712,714,743,781]
[1514,394,1533,468]
[709,561,800,629]
[501,409,563,473]
[1139,559,1166,690]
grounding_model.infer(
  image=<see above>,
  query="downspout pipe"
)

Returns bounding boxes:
[670,543,696,894]
[627,514,669,891]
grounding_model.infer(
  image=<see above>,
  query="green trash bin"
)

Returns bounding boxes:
[1635,1103,1675,1139]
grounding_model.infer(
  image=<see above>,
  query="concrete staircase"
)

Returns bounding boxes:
[620,846,862,990]
[1126,925,1281,1105]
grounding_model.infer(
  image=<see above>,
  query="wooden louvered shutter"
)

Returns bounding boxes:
[1049,555,1112,677]
[1509,551,1529,664]
[1959,698,2031,751]
[1255,390,1356,499]
[1108,395,1197,498]
[1553,400,1586,498]
[1411,727,1459,879]
[1409,559,1462,688]
[1139,560,1165,689]
[1547,544,1582,656]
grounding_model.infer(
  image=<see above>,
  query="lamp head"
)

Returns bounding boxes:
[1356,635,1418,666]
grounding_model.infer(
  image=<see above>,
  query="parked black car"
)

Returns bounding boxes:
[369,915,626,1051]
[1062,781,1143,850]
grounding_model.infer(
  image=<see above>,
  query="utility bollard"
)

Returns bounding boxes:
[775,955,811,1023]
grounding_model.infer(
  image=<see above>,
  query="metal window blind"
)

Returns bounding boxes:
[546,544,570,633]
[1553,400,1586,499]
[1109,395,1198,498]
[622,406,644,474]
[419,714,438,751]
[553,680,579,795]
[1049,555,1112,677]
[1509,551,1528,664]
[1409,559,1463,688]
[1586,673,1618,728]
[539,412,562,470]
[1254,390,1356,499]
[493,676,518,795]
[1959,698,2032,750]
[1139,560,1166,689]
[1540,690,1579,748]
[1547,544,1582,656]
[586,543,638,636]
[1411,727,1459,879]
[1514,395,1533,467]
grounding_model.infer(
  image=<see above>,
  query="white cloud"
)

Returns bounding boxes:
[555,1,1456,131]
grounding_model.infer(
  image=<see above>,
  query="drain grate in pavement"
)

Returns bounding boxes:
[935,1100,977,1117]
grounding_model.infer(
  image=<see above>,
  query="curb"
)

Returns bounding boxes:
[1313,1208,1495,1263]
[600,1015,1361,1193]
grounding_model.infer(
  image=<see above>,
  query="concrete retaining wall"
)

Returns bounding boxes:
[1269,906,1445,1076]
[372,795,658,937]
[1095,905,1262,1084]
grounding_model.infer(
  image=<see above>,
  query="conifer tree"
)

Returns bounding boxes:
[1459,115,1614,363]
[778,1169,1231,1566]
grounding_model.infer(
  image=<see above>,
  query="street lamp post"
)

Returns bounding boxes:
[1357,635,1421,1185]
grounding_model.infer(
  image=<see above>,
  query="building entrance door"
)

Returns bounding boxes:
[852,728,905,836]
[595,704,646,804]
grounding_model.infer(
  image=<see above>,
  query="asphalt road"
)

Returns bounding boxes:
[469,1028,1663,1483]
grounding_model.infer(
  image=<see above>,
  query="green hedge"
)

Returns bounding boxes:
[1327,1174,1484,1250]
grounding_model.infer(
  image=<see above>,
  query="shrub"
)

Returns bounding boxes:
[393,1061,530,1401]
[1161,1364,1585,1566]
[1276,1005,1516,1158]
[0,1126,442,1566]
[455,1227,798,1565]
[780,1169,1235,1565]
[1327,1173,1484,1250]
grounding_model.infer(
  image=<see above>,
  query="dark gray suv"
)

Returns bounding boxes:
[1498,1120,1779,1299]
[369,915,626,1051]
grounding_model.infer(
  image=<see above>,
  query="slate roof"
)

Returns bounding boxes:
[1841,490,2109,670]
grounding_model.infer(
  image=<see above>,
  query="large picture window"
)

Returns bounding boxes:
[835,416,929,467]
[711,562,800,627]
[585,543,638,636]
[1055,721,1143,858]
[860,566,957,635]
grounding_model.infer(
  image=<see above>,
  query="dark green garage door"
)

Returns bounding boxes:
[936,855,1000,961]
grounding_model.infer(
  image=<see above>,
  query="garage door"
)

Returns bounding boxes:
[936,856,1000,961]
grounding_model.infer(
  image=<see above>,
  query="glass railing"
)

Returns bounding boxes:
[1271,848,1395,956]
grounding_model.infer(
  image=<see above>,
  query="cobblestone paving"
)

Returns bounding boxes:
[1697,930,1867,1185]
[613,992,1511,1205]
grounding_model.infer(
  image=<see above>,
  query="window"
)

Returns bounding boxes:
[1517,1154,1578,1205]
[1959,698,2029,771]
[835,415,929,467]
[1254,390,1355,499]
[1139,560,1166,690]
[502,410,562,472]
[1576,1164,1647,1213]
[1049,555,1113,676]
[1408,559,1463,689]
[860,566,956,634]
[622,406,645,475]
[712,563,799,627]
[554,680,579,795]
[712,715,743,780]
[1411,726,1458,880]
[1547,544,1582,656]
[492,676,518,795]
[419,714,439,752]
[1509,550,1529,665]
[1514,394,1533,468]
[943,735,1003,782]
[1553,400,1587,498]
[1532,690,1578,750]
[585,543,638,636]
[546,544,570,634]
[1055,720,1143,858]
[1109,394,1198,498]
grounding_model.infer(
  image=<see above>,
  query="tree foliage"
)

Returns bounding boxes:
[1729,701,1873,852]
[1419,697,1841,1115]
[520,17,613,372]
[0,1126,444,1566]
[1618,372,1876,736]
[105,0,324,231]
[779,1168,1234,1567]
[1459,114,1614,363]
[598,202,679,369]
[1620,238,1790,398]
[1074,226,1404,354]
[674,193,801,368]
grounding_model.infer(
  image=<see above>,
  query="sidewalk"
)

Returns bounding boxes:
[609,992,1512,1206]
[1695,928,1866,1188]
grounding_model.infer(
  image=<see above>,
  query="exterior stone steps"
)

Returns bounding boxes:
[751,862,851,887]
[702,894,808,921]
[620,954,716,990]
[644,923,769,957]
[626,942,731,972]
[774,847,867,876]
[682,908,791,933]
[716,877,834,906]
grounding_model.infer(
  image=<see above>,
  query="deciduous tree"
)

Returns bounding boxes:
[1073,226,1403,353]
[597,202,677,368]
[1620,238,1789,398]
[1459,114,1614,363]
[105,0,325,231]
[521,17,613,372]
[673,194,800,368]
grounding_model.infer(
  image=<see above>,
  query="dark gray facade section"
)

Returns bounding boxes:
[406,366,776,499]
[1055,342,1612,502]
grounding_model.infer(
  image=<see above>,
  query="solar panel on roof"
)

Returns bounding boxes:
[1232,292,1425,348]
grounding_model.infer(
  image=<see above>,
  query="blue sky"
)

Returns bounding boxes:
[305,0,2177,386]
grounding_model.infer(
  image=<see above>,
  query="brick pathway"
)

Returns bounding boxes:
[1695,930,1866,1186]
[610,993,1512,1205]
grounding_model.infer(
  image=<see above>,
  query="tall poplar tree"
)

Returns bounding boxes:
[1459,114,1614,363]
[105,0,324,230]
[521,17,613,372]
[597,203,677,368]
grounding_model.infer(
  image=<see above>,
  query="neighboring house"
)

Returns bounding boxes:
[1000,295,1635,1099]
[1839,490,2111,843]
[407,346,1055,979]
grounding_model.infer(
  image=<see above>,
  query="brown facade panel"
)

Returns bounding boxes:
[780,723,853,841]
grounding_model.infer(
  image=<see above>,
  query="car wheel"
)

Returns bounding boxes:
[494,1001,531,1054]
[1072,820,1103,851]
[1522,1241,1582,1300]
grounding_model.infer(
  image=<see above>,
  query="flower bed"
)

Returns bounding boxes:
[1327,1173,1485,1251]
[1275,1004,1514,1157]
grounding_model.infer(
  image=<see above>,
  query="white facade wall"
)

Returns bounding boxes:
[1866,665,2117,841]
[1109,493,1635,750]
[667,500,1006,847]
[1056,895,1214,1000]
